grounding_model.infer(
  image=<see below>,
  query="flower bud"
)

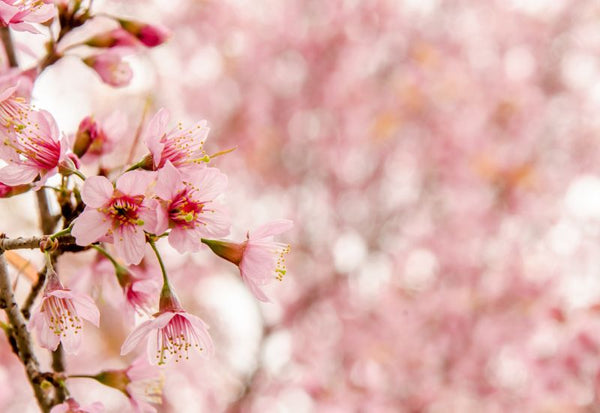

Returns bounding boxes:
[83,52,133,88]
[201,239,246,265]
[0,182,30,198]
[118,19,170,47]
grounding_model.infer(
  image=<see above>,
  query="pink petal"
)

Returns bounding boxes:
[0,164,39,185]
[190,167,227,202]
[195,203,230,238]
[250,219,293,240]
[116,170,154,195]
[242,276,271,303]
[140,199,160,234]
[71,209,112,246]
[168,226,200,254]
[81,175,113,208]
[115,225,146,265]
[143,108,170,167]
[71,293,100,327]
[181,313,214,356]
[154,161,182,200]
[35,110,60,142]
[9,22,40,34]
[121,312,174,355]
[60,325,82,354]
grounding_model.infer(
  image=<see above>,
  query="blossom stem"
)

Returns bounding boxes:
[91,244,121,269]
[49,224,73,240]
[148,238,171,290]
[67,374,96,379]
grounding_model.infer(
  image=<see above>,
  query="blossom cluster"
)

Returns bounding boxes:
[0,1,291,412]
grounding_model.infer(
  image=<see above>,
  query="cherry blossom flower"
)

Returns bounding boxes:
[83,51,133,88]
[154,161,229,253]
[202,220,292,302]
[142,108,210,173]
[121,288,213,366]
[0,86,68,186]
[0,0,56,33]
[92,356,163,413]
[50,398,104,413]
[73,112,128,163]
[71,171,158,265]
[116,264,160,318]
[28,268,100,354]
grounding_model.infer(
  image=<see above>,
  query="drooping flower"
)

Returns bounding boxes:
[202,220,292,302]
[28,268,100,354]
[141,108,210,173]
[0,0,56,34]
[116,264,160,318]
[71,171,158,265]
[50,398,104,413]
[90,356,163,413]
[0,86,68,186]
[83,51,133,88]
[72,111,128,162]
[154,161,229,253]
[121,286,213,366]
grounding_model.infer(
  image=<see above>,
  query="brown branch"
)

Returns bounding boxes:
[0,253,51,412]
[0,27,18,67]
[0,235,76,252]
[36,190,57,235]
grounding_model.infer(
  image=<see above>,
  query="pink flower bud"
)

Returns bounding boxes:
[118,19,170,47]
[83,52,133,88]
[0,182,30,198]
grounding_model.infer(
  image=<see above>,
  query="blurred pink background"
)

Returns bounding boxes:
[5,0,600,411]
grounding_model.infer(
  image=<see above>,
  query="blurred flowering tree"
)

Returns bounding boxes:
[5,0,600,412]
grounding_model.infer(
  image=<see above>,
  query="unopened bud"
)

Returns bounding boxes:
[201,239,246,265]
[118,19,170,47]
[83,52,133,88]
[0,182,30,198]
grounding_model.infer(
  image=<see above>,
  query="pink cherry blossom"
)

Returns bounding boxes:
[0,0,56,33]
[121,292,213,366]
[0,88,67,186]
[83,51,133,88]
[154,161,229,253]
[142,108,210,172]
[117,265,160,318]
[73,111,128,163]
[203,220,292,302]
[28,269,100,354]
[50,398,104,413]
[71,171,158,265]
[92,356,162,413]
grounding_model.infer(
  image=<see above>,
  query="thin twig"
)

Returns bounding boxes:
[0,254,51,412]
[36,190,57,235]
[0,235,77,252]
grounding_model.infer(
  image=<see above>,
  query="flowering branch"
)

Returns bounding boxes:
[0,235,76,251]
